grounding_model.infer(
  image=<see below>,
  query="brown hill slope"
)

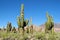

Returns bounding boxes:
[39,23,60,28]
[16,23,60,32]
[39,23,60,32]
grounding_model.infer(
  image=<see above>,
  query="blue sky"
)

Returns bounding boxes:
[0,0,60,28]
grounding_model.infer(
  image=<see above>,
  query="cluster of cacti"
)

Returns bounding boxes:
[6,22,12,32]
[12,27,16,33]
[5,4,55,35]
[45,12,54,34]
[17,4,29,33]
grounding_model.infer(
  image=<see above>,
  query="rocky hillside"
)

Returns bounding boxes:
[39,23,60,28]
[30,23,60,32]
[39,23,60,32]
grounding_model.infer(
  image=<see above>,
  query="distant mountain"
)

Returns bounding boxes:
[54,23,60,28]
[39,23,60,32]
[16,23,60,32]
[27,23,60,32]
[39,23,60,28]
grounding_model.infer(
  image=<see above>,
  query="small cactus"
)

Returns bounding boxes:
[30,25,33,34]
[6,22,12,32]
[12,27,16,33]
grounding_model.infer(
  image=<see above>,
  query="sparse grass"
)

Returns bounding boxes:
[34,32,46,40]
[0,31,60,40]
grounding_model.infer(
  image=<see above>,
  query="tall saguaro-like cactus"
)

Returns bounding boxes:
[45,12,54,34]
[17,4,29,33]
